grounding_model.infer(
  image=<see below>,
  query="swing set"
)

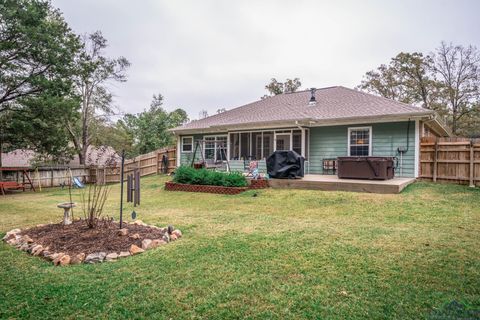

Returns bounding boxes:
[190,139,230,172]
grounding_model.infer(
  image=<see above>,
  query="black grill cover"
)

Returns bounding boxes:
[266,150,305,179]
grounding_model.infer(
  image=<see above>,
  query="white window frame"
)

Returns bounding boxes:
[347,126,372,156]
[181,136,194,153]
[203,135,227,162]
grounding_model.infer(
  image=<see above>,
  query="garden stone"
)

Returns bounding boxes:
[141,239,152,250]
[167,225,175,234]
[2,228,21,241]
[150,239,167,248]
[129,244,144,255]
[85,252,106,264]
[53,253,66,265]
[162,234,170,243]
[172,229,183,238]
[118,251,130,258]
[6,238,18,246]
[31,245,44,256]
[59,255,71,266]
[19,243,29,251]
[71,253,86,264]
[47,253,58,261]
[105,252,119,261]
[130,233,140,240]
[22,235,34,244]
[170,234,178,241]
[117,228,128,236]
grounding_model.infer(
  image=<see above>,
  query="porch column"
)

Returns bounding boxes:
[301,128,306,157]
[176,136,181,167]
[226,133,231,160]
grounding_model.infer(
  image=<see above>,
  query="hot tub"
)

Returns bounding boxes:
[337,157,395,180]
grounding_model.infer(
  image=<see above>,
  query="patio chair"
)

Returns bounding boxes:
[245,160,259,179]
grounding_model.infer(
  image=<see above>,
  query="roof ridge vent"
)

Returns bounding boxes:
[308,88,316,106]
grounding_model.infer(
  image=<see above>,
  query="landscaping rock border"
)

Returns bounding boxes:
[2,221,182,266]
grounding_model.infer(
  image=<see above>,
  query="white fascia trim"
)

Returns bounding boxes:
[414,119,420,177]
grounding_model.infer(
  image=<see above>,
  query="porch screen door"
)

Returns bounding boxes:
[275,134,291,151]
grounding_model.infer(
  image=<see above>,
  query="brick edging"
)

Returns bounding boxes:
[165,181,248,195]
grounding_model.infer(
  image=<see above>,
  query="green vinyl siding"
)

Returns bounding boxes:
[179,134,204,166]
[309,121,415,177]
[178,121,416,177]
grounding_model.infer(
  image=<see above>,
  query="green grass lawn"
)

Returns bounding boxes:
[0,176,479,319]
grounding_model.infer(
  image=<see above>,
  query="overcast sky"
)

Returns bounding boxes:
[52,0,480,120]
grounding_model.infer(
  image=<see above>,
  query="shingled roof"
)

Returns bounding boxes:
[172,86,434,133]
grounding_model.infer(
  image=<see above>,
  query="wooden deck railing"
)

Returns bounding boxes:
[420,137,480,187]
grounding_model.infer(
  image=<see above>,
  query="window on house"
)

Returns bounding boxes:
[204,137,215,160]
[204,136,227,161]
[181,136,193,152]
[348,127,371,156]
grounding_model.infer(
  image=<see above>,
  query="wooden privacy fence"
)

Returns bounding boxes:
[420,137,480,187]
[91,147,176,184]
[0,166,91,189]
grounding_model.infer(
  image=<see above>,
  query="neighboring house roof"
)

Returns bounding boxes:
[1,146,120,168]
[172,86,449,135]
[0,149,36,167]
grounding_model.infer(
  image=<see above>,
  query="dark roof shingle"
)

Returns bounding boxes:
[173,86,432,132]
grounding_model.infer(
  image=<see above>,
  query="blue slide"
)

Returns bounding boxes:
[73,177,85,188]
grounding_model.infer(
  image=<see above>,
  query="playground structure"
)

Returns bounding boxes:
[0,167,35,196]
[190,140,230,171]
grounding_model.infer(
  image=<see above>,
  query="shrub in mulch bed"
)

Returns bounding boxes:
[2,220,182,266]
[165,181,247,195]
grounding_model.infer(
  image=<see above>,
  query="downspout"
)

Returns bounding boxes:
[397,119,411,176]
[295,121,308,174]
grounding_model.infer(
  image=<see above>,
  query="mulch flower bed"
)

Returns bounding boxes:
[2,220,182,266]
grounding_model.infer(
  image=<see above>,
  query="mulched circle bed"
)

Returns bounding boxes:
[2,220,183,266]
[22,221,165,256]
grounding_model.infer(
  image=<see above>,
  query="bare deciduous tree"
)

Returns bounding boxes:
[432,42,480,134]
[67,31,130,165]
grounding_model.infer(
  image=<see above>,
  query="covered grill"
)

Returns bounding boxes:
[266,150,305,179]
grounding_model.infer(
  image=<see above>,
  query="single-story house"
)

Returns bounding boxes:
[171,86,450,178]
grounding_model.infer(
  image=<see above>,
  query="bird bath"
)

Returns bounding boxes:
[57,202,76,225]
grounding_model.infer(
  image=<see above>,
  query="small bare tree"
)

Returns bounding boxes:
[81,146,118,228]
[81,182,110,228]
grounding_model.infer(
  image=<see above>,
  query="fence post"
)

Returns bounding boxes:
[433,141,438,182]
[469,140,475,188]
[156,151,160,174]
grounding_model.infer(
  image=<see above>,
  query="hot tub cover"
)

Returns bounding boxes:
[266,150,305,179]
